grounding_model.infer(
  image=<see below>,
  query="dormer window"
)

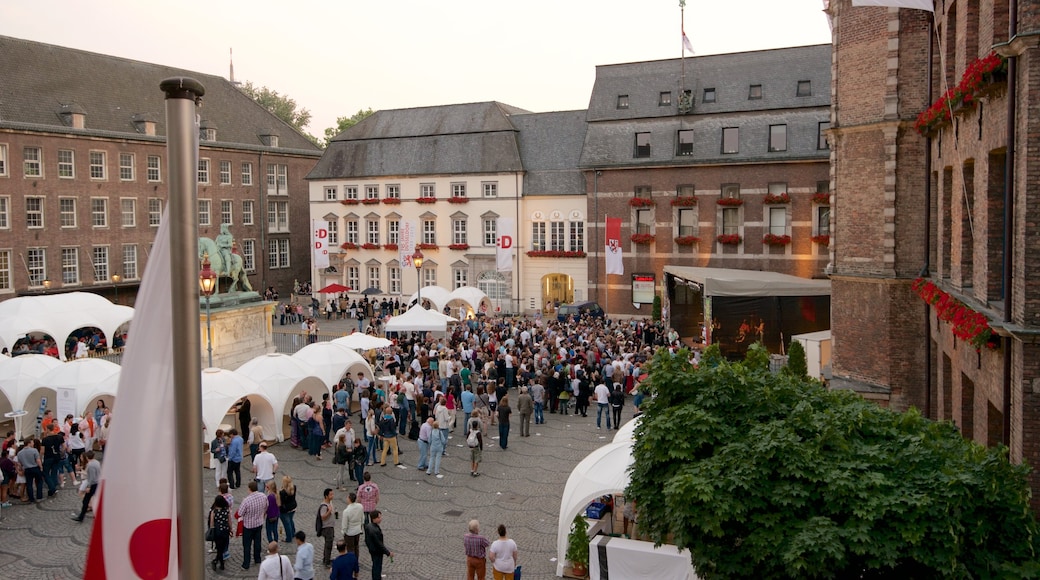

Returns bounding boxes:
[659,91,672,106]
[703,88,716,103]
[260,132,280,147]
[748,84,762,100]
[617,95,630,109]
[797,80,812,97]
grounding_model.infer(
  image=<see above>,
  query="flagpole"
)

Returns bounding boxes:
[680,0,686,91]
[160,77,206,579]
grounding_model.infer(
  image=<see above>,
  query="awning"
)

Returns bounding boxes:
[663,266,830,298]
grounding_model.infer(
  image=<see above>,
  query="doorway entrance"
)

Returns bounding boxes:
[541,273,574,313]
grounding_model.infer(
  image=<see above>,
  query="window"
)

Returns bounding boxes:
[121,199,136,227]
[367,219,380,244]
[27,248,46,287]
[367,265,381,290]
[267,164,287,194]
[815,205,831,236]
[659,91,672,106]
[386,184,401,199]
[797,80,812,97]
[92,246,109,283]
[120,153,135,181]
[344,186,358,200]
[635,209,652,235]
[91,198,108,227]
[721,207,740,236]
[268,201,289,232]
[749,84,762,100]
[677,130,694,156]
[482,182,498,198]
[531,222,546,251]
[242,200,254,225]
[147,155,161,182]
[149,198,163,226]
[198,199,211,226]
[818,122,831,150]
[26,197,44,228]
[420,184,436,198]
[388,266,401,294]
[769,124,788,152]
[220,200,232,225]
[327,220,338,245]
[423,219,437,245]
[197,158,210,184]
[218,160,231,184]
[347,266,360,291]
[60,198,77,228]
[453,268,468,289]
[0,197,8,229]
[478,270,509,300]
[721,183,740,200]
[569,221,584,252]
[634,133,651,158]
[365,185,379,200]
[62,248,80,285]
[617,94,629,109]
[268,238,290,269]
[241,239,256,271]
[635,185,651,197]
[387,220,399,245]
[423,266,437,287]
[817,181,829,195]
[769,207,787,236]
[24,147,42,177]
[58,150,75,178]
[550,221,566,251]
[678,208,696,236]
[0,250,10,291]
[241,162,253,185]
[346,219,359,244]
[677,184,695,197]
[483,218,497,246]
[122,245,138,280]
[87,151,106,180]
[451,183,466,199]
[702,88,716,103]
[722,127,739,154]
[0,144,7,176]
[453,218,467,245]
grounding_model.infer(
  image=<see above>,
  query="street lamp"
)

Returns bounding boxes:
[198,253,217,368]
[111,273,121,305]
[411,249,424,308]
[42,279,51,291]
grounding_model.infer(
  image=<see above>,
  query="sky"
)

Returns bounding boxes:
[1,0,832,138]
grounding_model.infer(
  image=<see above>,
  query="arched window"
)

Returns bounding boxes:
[477,270,509,300]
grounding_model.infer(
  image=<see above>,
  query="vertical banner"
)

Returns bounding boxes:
[312,219,330,269]
[56,387,76,423]
[496,217,515,272]
[399,220,417,266]
[605,217,624,275]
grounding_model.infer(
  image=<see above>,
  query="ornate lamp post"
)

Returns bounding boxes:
[111,273,121,304]
[411,249,424,308]
[198,254,217,368]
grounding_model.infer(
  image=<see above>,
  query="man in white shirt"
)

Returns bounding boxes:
[251,442,278,487]
[594,381,612,430]
[403,376,417,423]
[257,541,294,579]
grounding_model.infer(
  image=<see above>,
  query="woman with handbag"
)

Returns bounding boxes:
[208,494,232,571]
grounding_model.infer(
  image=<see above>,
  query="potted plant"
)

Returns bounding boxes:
[339,199,359,206]
[630,233,655,245]
[416,243,438,250]
[811,192,830,204]
[526,250,587,258]
[628,197,655,208]
[383,243,399,250]
[381,197,401,205]
[762,234,792,246]
[810,234,830,246]
[416,197,438,204]
[763,192,790,204]
[447,197,469,204]
[670,196,696,207]
[360,242,380,250]
[566,513,590,578]
[717,197,744,206]
[448,243,470,250]
[361,198,380,205]
[674,235,700,246]
[340,242,358,250]
[717,234,742,245]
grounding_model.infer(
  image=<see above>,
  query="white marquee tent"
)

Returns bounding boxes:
[383,306,457,333]
[0,293,134,360]
[200,368,277,441]
[236,353,329,439]
[406,286,491,316]
[291,342,373,388]
[406,286,453,312]
[0,354,63,431]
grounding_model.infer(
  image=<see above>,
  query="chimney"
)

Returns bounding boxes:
[58,103,87,129]
[132,113,158,136]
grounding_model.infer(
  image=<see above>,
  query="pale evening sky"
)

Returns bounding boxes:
[1,0,832,137]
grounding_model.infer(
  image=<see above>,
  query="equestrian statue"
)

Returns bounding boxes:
[199,223,254,294]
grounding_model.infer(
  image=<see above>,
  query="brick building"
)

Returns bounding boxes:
[0,36,321,305]
[579,45,832,338]
[827,0,1040,504]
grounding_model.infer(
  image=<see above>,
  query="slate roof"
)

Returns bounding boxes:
[308,102,528,180]
[511,110,588,195]
[0,35,320,153]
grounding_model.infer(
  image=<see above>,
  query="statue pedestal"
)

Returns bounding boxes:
[199,299,276,369]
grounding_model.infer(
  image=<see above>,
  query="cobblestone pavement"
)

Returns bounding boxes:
[0,403,622,579]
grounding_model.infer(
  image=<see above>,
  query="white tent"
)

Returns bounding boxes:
[447,287,492,316]
[236,353,328,438]
[0,354,63,426]
[0,292,134,360]
[292,342,373,388]
[406,286,453,312]
[383,305,457,333]
[200,368,278,442]
[613,416,641,444]
[19,359,121,437]
[331,333,392,351]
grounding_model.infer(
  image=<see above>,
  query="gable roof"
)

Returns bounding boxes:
[511,110,588,195]
[0,35,320,153]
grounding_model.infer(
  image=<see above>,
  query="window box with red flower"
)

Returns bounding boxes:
[812,192,831,205]
[416,197,438,204]
[670,196,697,207]
[915,52,1007,136]
[361,198,380,205]
[717,197,744,207]
[810,234,830,246]
[383,243,398,251]
[763,233,792,246]
[912,277,998,350]
[360,243,380,250]
[630,233,655,245]
[526,250,587,258]
[340,242,358,250]
[382,198,401,205]
[448,243,470,251]
[447,197,469,204]
[628,197,655,208]
[716,234,741,245]
[674,235,700,246]
[416,243,438,250]
[339,199,359,206]
[763,192,790,204]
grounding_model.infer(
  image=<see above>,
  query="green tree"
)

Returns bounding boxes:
[785,339,808,378]
[743,341,770,373]
[323,108,375,146]
[652,295,662,321]
[239,81,312,132]
[627,348,1039,579]
[700,343,723,368]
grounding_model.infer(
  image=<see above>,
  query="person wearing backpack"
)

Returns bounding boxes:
[467,418,483,477]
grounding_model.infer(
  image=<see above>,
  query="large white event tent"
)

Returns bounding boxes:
[0,293,133,360]
[0,354,63,432]
[406,286,491,315]
[291,342,373,387]
[200,368,277,441]
[383,306,457,333]
[236,353,331,439]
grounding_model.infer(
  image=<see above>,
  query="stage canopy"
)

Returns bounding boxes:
[663,266,830,297]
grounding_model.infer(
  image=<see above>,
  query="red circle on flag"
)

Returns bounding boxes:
[129,518,173,579]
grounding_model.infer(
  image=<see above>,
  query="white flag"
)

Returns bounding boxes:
[312,219,330,269]
[605,217,624,275]
[399,221,417,267]
[682,31,695,54]
[496,218,514,272]
[85,211,178,578]
[851,0,933,10]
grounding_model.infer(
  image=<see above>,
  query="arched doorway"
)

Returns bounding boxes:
[541,273,574,313]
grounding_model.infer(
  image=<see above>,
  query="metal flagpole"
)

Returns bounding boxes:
[160,77,206,578]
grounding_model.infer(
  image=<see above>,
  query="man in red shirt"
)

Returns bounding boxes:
[237,481,268,570]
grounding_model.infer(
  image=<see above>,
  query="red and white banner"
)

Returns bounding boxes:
[84,211,178,578]
[851,0,933,10]
[605,217,623,275]
[312,219,330,269]
[496,218,514,272]
[399,220,417,266]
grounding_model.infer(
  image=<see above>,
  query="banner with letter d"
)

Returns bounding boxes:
[312,219,329,269]
[496,218,514,272]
